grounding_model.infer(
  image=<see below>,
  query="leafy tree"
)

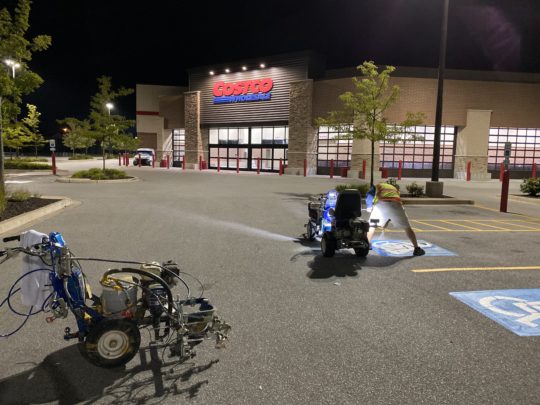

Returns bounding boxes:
[113,133,140,152]
[58,117,95,155]
[316,61,425,187]
[0,0,51,211]
[3,121,31,156]
[22,103,46,156]
[88,76,134,169]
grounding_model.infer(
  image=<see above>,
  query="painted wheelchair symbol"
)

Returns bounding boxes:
[479,296,540,328]
[371,240,432,255]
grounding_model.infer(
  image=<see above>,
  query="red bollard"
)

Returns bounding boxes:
[257,157,260,175]
[166,154,170,169]
[52,152,56,175]
[217,154,220,173]
[126,153,129,167]
[182,157,186,170]
[199,156,202,171]
[236,157,239,173]
[118,154,121,166]
[466,161,471,181]
[500,170,510,212]
[361,159,366,179]
[398,160,403,180]
[138,153,141,168]
[279,158,283,176]
[532,163,537,178]
[152,154,155,168]
[330,159,334,179]
[303,159,307,177]
[123,153,127,166]
[499,162,504,182]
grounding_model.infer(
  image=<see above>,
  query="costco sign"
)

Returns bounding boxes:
[212,78,273,104]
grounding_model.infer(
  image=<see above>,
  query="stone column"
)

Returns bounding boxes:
[454,109,492,180]
[184,91,203,169]
[349,138,380,183]
[285,80,318,175]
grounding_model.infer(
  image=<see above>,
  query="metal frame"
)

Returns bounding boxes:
[488,127,540,172]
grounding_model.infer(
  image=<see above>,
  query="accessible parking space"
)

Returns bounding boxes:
[1,170,539,404]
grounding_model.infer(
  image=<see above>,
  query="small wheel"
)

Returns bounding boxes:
[354,239,370,257]
[78,319,141,368]
[305,222,316,241]
[321,232,336,257]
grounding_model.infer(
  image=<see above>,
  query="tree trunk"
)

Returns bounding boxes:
[102,144,106,170]
[34,144,37,157]
[370,139,375,188]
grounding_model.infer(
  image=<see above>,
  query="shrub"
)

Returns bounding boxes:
[68,154,94,160]
[335,183,370,195]
[11,157,48,163]
[406,182,424,197]
[4,161,52,170]
[7,189,32,202]
[520,178,540,196]
[385,177,400,191]
[72,168,129,180]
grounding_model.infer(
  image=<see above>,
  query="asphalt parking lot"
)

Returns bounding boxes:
[1,164,539,404]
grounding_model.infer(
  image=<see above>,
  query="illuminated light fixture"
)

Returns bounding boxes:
[242,66,247,71]
[225,68,230,73]
[209,70,215,75]
[259,63,266,68]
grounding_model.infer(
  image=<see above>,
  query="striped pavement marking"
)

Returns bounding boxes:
[382,218,540,233]
[412,266,540,273]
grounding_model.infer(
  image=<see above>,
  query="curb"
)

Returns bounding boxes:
[0,196,79,235]
[55,176,138,184]
[401,197,474,205]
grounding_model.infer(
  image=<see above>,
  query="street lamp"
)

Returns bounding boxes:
[105,102,114,116]
[428,0,450,196]
[4,59,21,79]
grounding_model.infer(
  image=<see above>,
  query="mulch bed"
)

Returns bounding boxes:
[0,198,60,222]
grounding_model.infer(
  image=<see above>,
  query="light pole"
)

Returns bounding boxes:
[0,59,21,201]
[427,0,450,197]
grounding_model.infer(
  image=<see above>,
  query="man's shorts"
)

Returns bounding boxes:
[368,200,412,229]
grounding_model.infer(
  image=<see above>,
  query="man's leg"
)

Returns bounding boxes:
[405,227,425,256]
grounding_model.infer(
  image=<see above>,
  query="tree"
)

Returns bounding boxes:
[58,117,95,155]
[22,103,46,156]
[88,76,134,170]
[113,133,140,152]
[0,0,51,211]
[316,61,425,187]
[3,121,30,156]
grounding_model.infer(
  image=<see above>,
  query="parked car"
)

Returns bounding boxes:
[133,148,155,166]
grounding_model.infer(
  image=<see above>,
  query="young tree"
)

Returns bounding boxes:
[113,133,140,152]
[58,117,95,155]
[316,61,425,187]
[22,103,46,156]
[0,0,51,211]
[3,121,31,156]
[88,76,134,170]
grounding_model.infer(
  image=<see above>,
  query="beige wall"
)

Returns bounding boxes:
[136,84,186,112]
[313,77,540,128]
[159,95,185,129]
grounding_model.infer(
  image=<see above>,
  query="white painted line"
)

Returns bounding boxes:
[6,180,32,184]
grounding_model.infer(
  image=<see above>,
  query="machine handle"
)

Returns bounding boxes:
[3,235,20,242]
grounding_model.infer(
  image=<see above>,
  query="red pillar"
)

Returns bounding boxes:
[303,159,307,177]
[398,160,402,180]
[329,159,334,179]
[166,154,170,169]
[217,150,220,173]
[499,162,504,182]
[182,157,186,170]
[138,153,141,168]
[532,163,537,178]
[500,170,510,212]
[466,161,471,181]
[361,159,366,179]
[152,154,155,168]
[52,152,56,175]
[279,159,283,176]
[257,157,260,175]
[199,155,202,171]
[236,157,239,173]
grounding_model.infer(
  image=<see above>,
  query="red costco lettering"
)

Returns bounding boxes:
[212,78,273,97]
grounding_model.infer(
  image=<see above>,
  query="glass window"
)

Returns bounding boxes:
[262,127,273,144]
[218,128,228,143]
[488,127,540,170]
[209,129,218,144]
[251,128,262,144]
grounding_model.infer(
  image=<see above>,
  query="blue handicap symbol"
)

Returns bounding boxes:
[371,239,457,257]
[450,289,540,336]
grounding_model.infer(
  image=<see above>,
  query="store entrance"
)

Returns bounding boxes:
[208,126,288,172]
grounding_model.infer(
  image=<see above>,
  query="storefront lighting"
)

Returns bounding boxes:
[225,68,230,73]
[209,70,215,75]
[242,66,247,71]
[259,63,266,68]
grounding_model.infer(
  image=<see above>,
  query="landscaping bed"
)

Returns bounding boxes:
[0,198,60,221]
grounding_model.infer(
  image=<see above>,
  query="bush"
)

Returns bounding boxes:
[72,168,129,180]
[68,154,94,160]
[406,182,424,197]
[7,189,32,202]
[10,157,48,163]
[385,177,400,191]
[4,160,52,170]
[335,183,370,195]
[520,178,540,196]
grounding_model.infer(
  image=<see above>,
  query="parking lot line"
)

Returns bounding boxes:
[410,220,452,231]
[494,220,540,230]
[439,220,484,231]
[466,221,510,230]
[412,266,540,273]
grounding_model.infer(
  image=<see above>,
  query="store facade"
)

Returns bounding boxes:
[136,52,540,179]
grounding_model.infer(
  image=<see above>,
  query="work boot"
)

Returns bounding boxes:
[413,246,425,256]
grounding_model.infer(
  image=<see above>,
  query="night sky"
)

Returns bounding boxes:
[6,0,540,135]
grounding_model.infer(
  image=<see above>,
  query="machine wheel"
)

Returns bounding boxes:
[354,239,370,257]
[306,221,316,241]
[78,319,141,368]
[321,233,336,257]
